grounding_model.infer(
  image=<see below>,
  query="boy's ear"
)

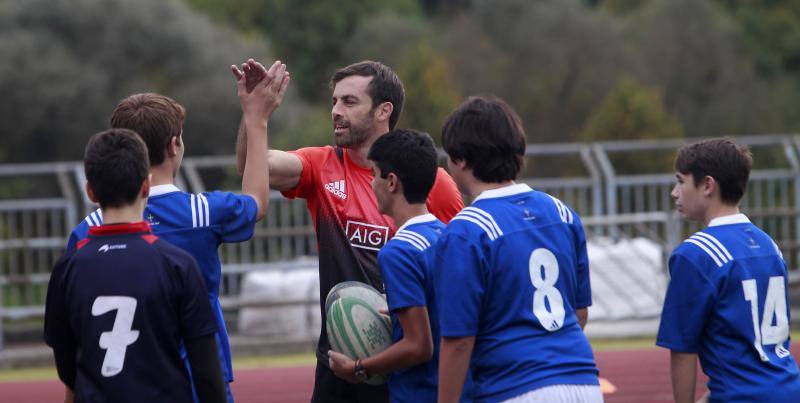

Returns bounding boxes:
[387,172,399,194]
[140,174,152,199]
[451,158,468,171]
[701,175,716,197]
[85,181,99,203]
[168,135,181,157]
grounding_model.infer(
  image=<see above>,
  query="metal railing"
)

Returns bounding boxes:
[3,135,800,348]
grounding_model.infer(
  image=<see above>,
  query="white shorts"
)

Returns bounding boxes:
[502,384,604,403]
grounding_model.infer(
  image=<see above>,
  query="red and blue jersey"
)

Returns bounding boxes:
[281,145,463,363]
[435,184,598,402]
[378,214,473,403]
[66,184,258,386]
[657,214,800,402]
[45,222,217,403]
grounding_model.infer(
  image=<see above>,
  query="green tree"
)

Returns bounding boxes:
[580,76,683,173]
[344,12,461,141]
[187,0,421,100]
[446,0,631,143]
[715,0,800,77]
[580,76,682,141]
[626,0,786,136]
[0,0,298,162]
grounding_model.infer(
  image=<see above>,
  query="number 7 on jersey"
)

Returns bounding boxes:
[92,296,140,377]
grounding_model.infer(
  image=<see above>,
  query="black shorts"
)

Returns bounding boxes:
[310,361,389,403]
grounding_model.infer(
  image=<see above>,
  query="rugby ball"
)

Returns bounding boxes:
[326,296,391,385]
[325,281,388,315]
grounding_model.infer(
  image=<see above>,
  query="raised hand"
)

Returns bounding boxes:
[231,58,269,93]
[234,60,291,121]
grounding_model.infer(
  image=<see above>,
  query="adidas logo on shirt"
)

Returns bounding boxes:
[324,180,347,200]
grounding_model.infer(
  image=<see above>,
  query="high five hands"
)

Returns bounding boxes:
[231,59,290,120]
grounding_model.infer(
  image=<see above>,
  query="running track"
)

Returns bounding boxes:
[3,345,798,402]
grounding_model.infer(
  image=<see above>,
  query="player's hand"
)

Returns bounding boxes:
[233,60,290,121]
[378,308,390,322]
[231,58,268,93]
[64,387,75,403]
[327,350,359,384]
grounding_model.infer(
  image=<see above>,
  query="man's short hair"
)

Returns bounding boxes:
[110,93,185,166]
[675,138,753,205]
[84,129,150,209]
[330,61,405,130]
[368,129,438,204]
[441,96,526,183]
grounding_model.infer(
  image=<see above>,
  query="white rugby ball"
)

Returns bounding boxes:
[326,296,391,385]
[325,281,387,315]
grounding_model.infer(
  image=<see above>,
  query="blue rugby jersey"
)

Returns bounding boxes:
[434,183,598,403]
[657,214,800,402]
[379,214,472,403]
[66,184,258,388]
[45,222,217,403]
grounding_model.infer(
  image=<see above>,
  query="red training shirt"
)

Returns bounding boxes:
[281,145,463,363]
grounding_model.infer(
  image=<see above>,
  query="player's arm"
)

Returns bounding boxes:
[434,233,483,403]
[328,306,433,381]
[234,60,304,192]
[236,120,303,191]
[670,351,698,403]
[52,345,77,392]
[576,308,588,330]
[232,60,290,220]
[426,168,464,224]
[571,216,592,327]
[438,336,474,403]
[44,256,78,393]
[185,334,227,403]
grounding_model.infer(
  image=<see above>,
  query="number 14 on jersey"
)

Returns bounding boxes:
[742,276,790,362]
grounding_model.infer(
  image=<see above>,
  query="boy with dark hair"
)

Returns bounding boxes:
[327,129,472,402]
[45,129,226,403]
[436,96,601,403]
[236,59,463,403]
[657,138,800,402]
[66,61,290,402]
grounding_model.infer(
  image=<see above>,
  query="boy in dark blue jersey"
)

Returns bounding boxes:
[657,138,800,402]
[435,97,601,403]
[65,61,290,402]
[327,129,472,402]
[44,129,225,403]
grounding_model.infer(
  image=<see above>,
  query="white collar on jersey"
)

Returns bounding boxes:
[396,213,437,233]
[708,213,750,227]
[472,183,532,203]
[149,184,182,197]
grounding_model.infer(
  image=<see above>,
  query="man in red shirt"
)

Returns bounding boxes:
[236,60,463,403]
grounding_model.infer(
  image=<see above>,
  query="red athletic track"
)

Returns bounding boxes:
[2,344,797,402]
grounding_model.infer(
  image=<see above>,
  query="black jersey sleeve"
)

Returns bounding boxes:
[44,252,77,389]
[186,333,227,403]
[162,244,218,340]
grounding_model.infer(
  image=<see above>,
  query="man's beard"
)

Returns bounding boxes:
[335,113,374,148]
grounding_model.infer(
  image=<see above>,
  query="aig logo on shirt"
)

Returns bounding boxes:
[346,220,389,251]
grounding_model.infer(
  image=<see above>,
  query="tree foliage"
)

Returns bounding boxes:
[0,0,289,162]
[186,0,421,100]
[580,76,682,142]
[4,0,800,164]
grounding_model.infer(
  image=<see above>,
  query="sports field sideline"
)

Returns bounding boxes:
[3,339,797,402]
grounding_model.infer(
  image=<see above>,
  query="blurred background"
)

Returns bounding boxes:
[3,1,800,400]
[3,0,800,165]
